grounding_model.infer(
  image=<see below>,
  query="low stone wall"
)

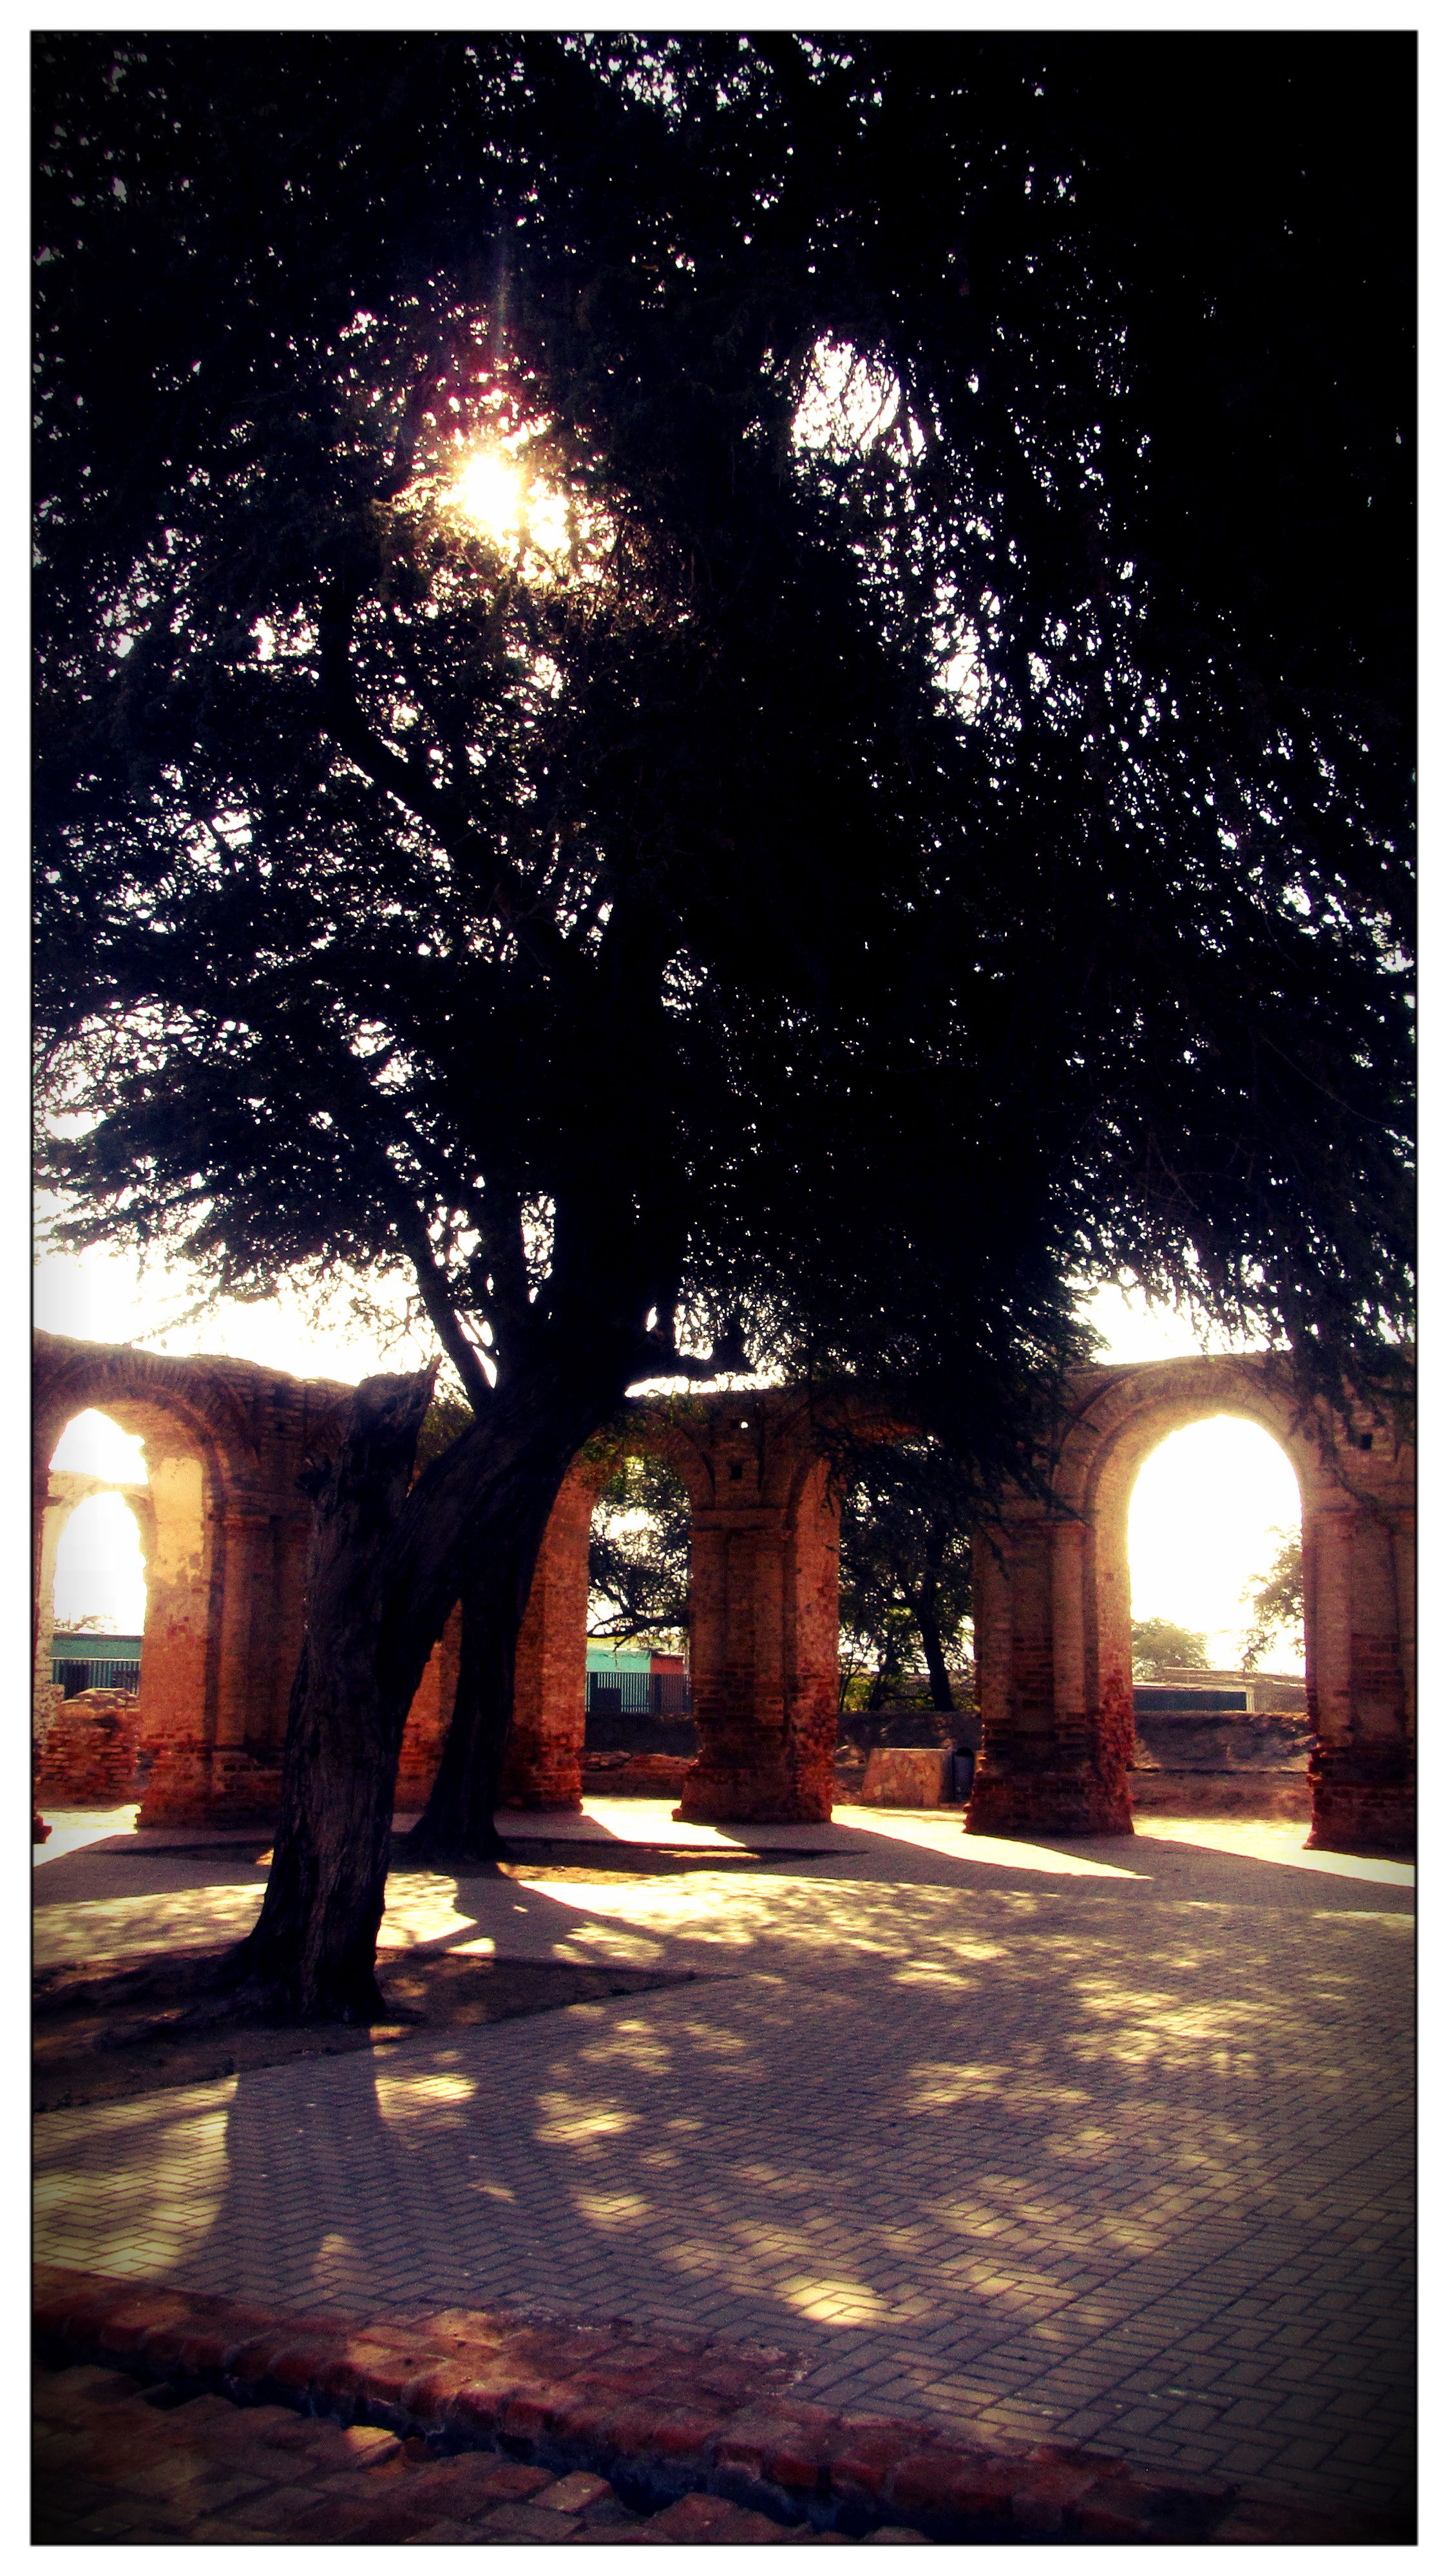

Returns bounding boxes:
[1132,1708,1311,1774]
[1130,1770,1311,1821]
[578,1751,694,1799]
[35,1688,143,1808]
[861,1747,953,1808]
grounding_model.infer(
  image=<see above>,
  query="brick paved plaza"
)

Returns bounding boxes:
[34,1802,1413,2528]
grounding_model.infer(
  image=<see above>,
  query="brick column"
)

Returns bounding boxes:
[676,1509,796,1821]
[135,1445,220,1827]
[499,1470,593,1811]
[779,1461,843,1821]
[32,1496,69,1695]
[676,1450,840,1826]
[1306,1501,1414,1855]
[967,1510,1133,1838]
[397,1606,462,1809]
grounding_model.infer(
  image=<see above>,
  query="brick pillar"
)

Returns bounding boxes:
[779,1459,842,1821]
[203,1508,289,1819]
[32,1496,68,1695]
[498,1470,593,1811]
[675,1507,797,1821]
[135,1445,218,1827]
[674,1442,840,1826]
[1306,1501,1414,1855]
[967,1510,1133,1838]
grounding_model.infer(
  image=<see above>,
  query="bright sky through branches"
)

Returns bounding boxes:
[443,443,572,556]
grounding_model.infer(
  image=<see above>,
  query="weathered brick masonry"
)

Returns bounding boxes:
[34,2265,1405,2544]
[34,1334,1415,1851]
[967,1356,1415,1854]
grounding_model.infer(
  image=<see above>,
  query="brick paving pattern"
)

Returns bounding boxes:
[36,2360,908,2545]
[34,1804,1414,2527]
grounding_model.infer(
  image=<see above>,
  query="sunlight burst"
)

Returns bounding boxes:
[446,445,571,556]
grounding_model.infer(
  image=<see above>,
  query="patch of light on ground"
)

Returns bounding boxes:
[1132,1817,1413,1886]
[836,1807,1146,1878]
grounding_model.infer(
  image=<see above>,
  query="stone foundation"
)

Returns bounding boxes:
[1130,1770,1311,1821]
[1307,1750,1415,1856]
[580,1750,694,1797]
[861,1747,951,1807]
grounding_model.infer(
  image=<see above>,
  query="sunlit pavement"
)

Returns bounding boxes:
[34,1801,1413,2521]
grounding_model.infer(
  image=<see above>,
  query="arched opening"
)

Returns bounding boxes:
[1127,1416,1304,1680]
[582,1452,696,1789]
[1123,1412,1310,1819]
[33,1370,220,1825]
[834,1442,976,1807]
[40,1410,151,1694]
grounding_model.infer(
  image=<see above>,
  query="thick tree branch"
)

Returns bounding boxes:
[316,592,580,985]
[390,1202,495,1415]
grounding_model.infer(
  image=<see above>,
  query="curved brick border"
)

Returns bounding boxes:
[33,2266,1407,2545]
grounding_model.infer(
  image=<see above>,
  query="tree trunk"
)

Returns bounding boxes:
[225,1333,638,2017]
[223,1367,437,2022]
[868,1627,904,1710]
[395,1352,633,1859]
[917,1605,957,1713]
[407,1558,534,1864]
[913,1519,958,1712]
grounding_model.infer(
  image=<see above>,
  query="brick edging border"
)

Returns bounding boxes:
[33,2266,1407,2546]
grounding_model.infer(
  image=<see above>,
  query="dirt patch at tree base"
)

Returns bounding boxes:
[33,1947,703,2114]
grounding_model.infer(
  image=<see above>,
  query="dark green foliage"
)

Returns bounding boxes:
[35,32,1413,1474]
[1239,1532,1306,1671]
[1131,1617,1212,1680]
[588,1455,691,1649]
[838,1450,974,1712]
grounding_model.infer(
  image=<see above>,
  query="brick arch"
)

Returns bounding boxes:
[490,1388,849,1823]
[968,1356,1415,1854]
[33,1331,352,1826]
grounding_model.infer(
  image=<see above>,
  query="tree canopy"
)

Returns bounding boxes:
[36,32,1413,1458]
[1238,1531,1306,1672]
[587,1454,691,1651]
[33,30,1413,2002]
[1131,1617,1211,1680]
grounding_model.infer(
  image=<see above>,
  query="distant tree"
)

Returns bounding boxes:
[837,1450,973,1712]
[1239,1531,1306,1671]
[1132,1618,1211,1678]
[35,34,1413,2014]
[587,1455,691,1652]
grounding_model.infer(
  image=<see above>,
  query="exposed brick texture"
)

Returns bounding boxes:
[859,1748,951,1808]
[35,2266,1405,2544]
[34,1338,1414,1850]
[35,1688,142,1806]
[967,1357,1414,1855]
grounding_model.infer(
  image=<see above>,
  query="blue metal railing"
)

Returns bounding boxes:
[52,1658,141,1696]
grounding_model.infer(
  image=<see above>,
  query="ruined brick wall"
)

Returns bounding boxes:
[33,1334,1415,1852]
[969,1355,1415,1855]
[35,1688,142,1808]
[33,1332,352,1828]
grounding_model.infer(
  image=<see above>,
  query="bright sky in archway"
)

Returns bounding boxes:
[50,1490,148,1633]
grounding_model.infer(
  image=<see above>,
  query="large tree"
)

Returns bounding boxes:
[837,1452,975,1715]
[35,34,1412,2014]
